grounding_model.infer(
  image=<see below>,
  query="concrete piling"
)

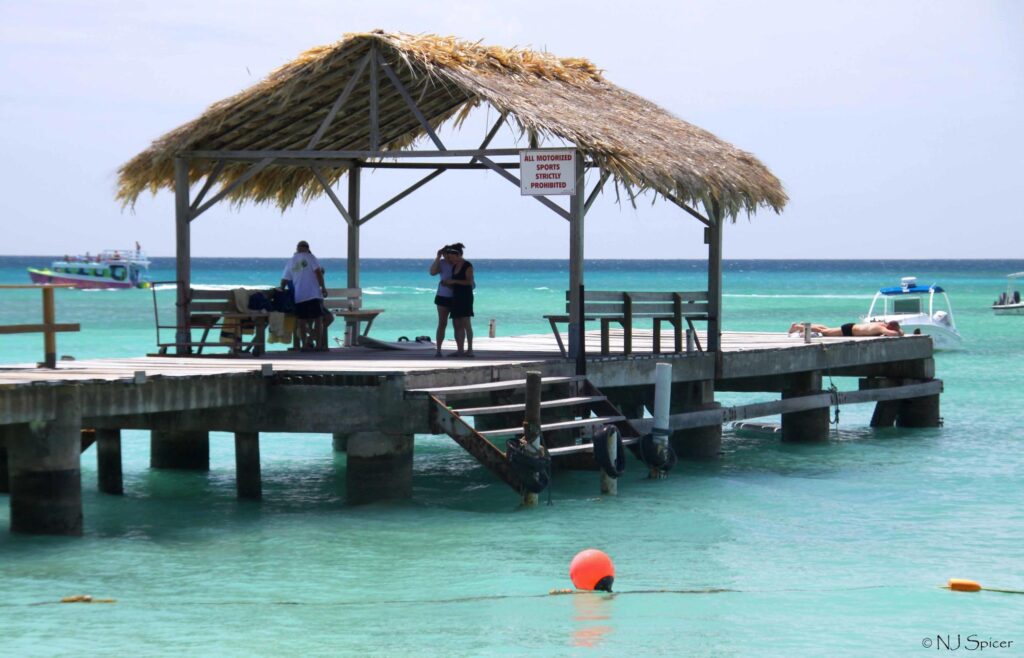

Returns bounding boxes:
[332,432,349,452]
[234,432,262,499]
[0,426,15,494]
[96,429,123,495]
[7,390,83,535]
[345,431,413,505]
[897,394,941,428]
[669,380,722,459]
[151,430,210,470]
[781,372,830,442]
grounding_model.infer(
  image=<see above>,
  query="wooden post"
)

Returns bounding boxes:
[42,287,57,368]
[174,157,192,354]
[96,428,123,495]
[234,432,262,500]
[567,151,585,361]
[706,200,723,354]
[522,370,542,507]
[347,165,361,336]
[651,362,672,478]
[599,428,617,495]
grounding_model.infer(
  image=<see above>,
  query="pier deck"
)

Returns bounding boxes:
[0,329,941,535]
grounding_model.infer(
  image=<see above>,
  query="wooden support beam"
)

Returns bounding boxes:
[476,155,571,221]
[306,51,371,150]
[188,148,522,161]
[584,170,611,215]
[347,166,361,292]
[360,169,445,225]
[567,151,585,362]
[706,200,723,354]
[664,193,712,226]
[377,52,446,151]
[174,158,191,354]
[189,161,225,214]
[191,157,275,220]
[234,432,261,500]
[369,45,379,151]
[631,380,944,432]
[311,167,354,226]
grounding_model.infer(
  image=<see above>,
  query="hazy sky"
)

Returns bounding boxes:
[1,0,1021,259]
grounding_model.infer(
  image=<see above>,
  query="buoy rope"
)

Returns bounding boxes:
[15,582,1023,608]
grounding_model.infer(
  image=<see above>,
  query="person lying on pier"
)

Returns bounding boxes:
[788,321,903,338]
[281,240,328,352]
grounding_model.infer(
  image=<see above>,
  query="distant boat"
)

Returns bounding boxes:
[864,277,962,350]
[992,272,1024,315]
[27,247,151,289]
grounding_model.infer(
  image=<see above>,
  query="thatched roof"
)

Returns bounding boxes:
[117,31,786,219]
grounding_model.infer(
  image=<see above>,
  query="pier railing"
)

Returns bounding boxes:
[0,284,79,367]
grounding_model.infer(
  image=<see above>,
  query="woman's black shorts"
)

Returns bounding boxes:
[434,295,453,307]
[450,296,474,319]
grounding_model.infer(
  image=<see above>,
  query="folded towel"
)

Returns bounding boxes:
[268,312,296,344]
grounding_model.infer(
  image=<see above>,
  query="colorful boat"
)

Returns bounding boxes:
[27,247,151,289]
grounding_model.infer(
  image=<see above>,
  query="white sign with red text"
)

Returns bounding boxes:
[520,149,576,196]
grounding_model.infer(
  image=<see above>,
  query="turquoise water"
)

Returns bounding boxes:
[1,258,1022,655]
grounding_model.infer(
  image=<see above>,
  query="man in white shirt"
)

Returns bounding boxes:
[281,240,328,351]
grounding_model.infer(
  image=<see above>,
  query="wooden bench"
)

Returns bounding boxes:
[543,290,708,356]
[180,287,273,356]
[154,286,383,356]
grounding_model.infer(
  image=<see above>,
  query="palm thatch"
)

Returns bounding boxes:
[117,31,786,219]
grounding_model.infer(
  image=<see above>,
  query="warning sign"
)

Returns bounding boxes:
[520,149,576,196]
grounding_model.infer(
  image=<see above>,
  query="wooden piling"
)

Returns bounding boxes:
[522,370,542,507]
[599,428,617,495]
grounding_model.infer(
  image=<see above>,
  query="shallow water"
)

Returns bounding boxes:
[1,258,1022,655]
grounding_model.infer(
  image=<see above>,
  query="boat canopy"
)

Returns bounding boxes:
[878,284,944,295]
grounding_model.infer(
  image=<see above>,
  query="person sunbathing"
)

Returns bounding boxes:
[789,321,903,338]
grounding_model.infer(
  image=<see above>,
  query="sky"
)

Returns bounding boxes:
[1,0,1021,259]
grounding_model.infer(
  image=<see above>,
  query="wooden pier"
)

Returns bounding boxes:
[0,329,941,535]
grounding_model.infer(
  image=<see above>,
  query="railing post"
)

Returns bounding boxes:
[42,287,56,368]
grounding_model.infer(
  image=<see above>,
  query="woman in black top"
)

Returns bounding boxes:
[442,243,474,356]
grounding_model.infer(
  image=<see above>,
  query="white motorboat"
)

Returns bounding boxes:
[992,272,1024,315]
[864,277,962,350]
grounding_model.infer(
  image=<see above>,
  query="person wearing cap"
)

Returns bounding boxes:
[281,240,328,351]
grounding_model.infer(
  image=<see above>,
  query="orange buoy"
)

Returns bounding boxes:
[570,549,615,592]
[947,578,982,592]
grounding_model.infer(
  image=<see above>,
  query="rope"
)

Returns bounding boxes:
[22,582,1023,608]
[823,347,840,429]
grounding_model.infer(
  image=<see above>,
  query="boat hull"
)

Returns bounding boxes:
[866,314,963,350]
[27,269,136,289]
[993,304,1024,316]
